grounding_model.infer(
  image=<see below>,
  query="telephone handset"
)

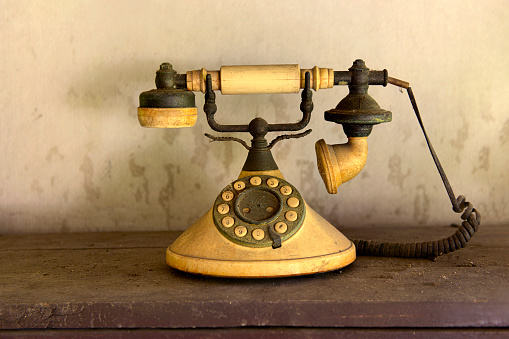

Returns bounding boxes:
[137,60,480,278]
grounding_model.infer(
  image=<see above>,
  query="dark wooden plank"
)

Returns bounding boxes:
[1,225,506,250]
[0,231,176,251]
[0,226,508,330]
[1,328,508,338]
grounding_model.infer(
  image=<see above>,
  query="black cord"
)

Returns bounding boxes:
[351,87,481,259]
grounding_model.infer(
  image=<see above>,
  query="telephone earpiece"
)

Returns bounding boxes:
[315,137,368,194]
[315,59,391,193]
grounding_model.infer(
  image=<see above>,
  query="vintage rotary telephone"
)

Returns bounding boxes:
[137,60,480,278]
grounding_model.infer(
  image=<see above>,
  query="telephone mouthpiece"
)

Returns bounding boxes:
[138,63,197,128]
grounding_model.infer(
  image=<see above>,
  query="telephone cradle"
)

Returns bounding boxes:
[137,60,480,278]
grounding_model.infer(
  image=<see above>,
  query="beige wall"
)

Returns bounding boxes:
[1,0,508,234]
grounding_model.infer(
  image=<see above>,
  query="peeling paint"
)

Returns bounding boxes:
[296,159,325,210]
[31,179,43,194]
[472,146,490,173]
[191,128,209,169]
[31,108,43,122]
[449,120,469,155]
[500,119,509,146]
[79,155,101,201]
[387,154,410,190]
[162,129,181,146]
[46,146,64,162]
[413,185,430,224]
[158,163,177,229]
[128,154,149,204]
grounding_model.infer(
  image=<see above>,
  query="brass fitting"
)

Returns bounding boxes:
[315,137,368,194]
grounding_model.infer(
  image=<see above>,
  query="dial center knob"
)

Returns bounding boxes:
[235,188,282,224]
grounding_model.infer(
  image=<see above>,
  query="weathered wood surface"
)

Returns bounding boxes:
[0,225,507,330]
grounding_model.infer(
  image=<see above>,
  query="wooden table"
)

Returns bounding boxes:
[1,225,507,337]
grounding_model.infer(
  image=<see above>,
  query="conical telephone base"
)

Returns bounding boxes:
[166,202,355,278]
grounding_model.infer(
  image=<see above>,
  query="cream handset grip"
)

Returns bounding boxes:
[186,65,335,94]
[137,63,335,129]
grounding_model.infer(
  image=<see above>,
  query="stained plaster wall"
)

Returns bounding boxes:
[1,0,508,234]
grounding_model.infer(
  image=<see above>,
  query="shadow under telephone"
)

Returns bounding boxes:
[137,60,480,278]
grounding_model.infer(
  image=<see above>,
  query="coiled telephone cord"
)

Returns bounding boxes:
[352,87,481,259]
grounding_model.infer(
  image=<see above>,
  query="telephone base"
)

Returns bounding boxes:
[166,244,355,278]
[166,204,356,278]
